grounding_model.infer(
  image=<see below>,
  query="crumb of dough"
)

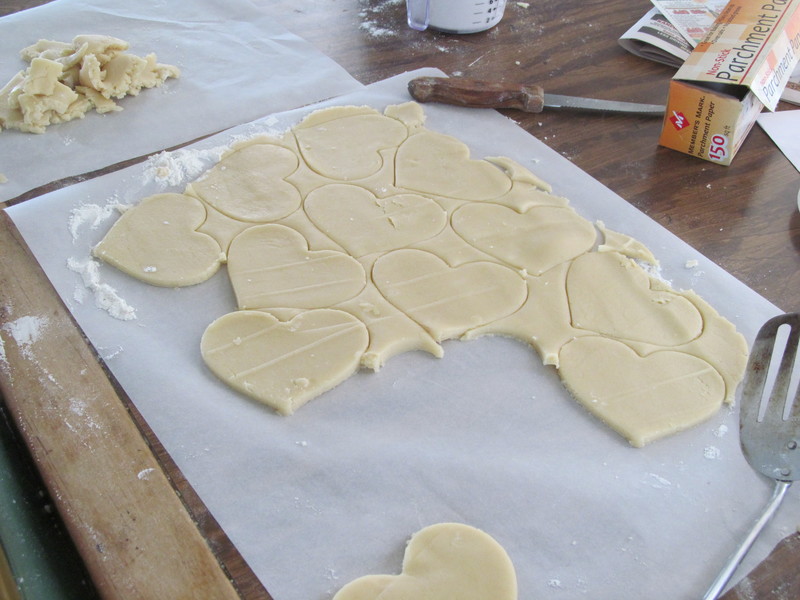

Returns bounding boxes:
[0,35,179,134]
[0,174,7,184]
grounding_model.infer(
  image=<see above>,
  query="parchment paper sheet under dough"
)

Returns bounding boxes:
[8,71,799,600]
[0,0,362,203]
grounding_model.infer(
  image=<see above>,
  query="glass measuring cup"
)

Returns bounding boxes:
[406,0,507,34]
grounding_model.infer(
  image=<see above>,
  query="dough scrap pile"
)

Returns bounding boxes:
[332,523,517,600]
[93,102,748,447]
[0,35,179,134]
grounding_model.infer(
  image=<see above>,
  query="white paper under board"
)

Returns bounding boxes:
[7,70,798,600]
[0,0,362,203]
[758,110,800,174]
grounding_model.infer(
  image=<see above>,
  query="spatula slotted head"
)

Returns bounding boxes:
[739,313,800,482]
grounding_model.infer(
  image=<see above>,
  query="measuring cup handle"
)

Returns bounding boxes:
[406,0,430,31]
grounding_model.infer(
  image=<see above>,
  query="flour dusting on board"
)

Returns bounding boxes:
[67,257,136,321]
[1,315,49,360]
[137,468,156,480]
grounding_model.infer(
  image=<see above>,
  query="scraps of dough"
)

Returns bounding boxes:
[331,522,517,600]
[0,35,179,134]
[93,102,748,447]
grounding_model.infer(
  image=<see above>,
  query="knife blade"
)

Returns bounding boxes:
[407,76,665,116]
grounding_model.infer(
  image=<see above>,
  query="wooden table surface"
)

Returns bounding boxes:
[1,0,798,599]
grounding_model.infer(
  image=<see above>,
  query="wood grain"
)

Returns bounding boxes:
[1,1,799,599]
[0,212,256,599]
[720,532,800,600]
[269,0,800,313]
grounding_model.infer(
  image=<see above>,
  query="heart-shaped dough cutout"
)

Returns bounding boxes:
[558,336,725,447]
[294,108,408,181]
[188,142,301,222]
[566,251,703,346]
[372,249,527,341]
[93,193,223,287]
[395,131,512,200]
[227,224,366,310]
[333,523,517,600]
[201,309,368,415]
[304,184,447,257]
[452,203,597,275]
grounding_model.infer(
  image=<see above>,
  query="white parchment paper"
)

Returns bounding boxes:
[0,0,362,203]
[7,70,800,600]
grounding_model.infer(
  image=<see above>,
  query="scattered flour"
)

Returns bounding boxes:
[704,445,721,460]
[142,145,227,188]
[646,473,672,489]
[137,468,156,480]
[684,259,699,269]
[226,116,287,146]
[69,397,87,416]
[139,120,289,190]
[636,259,670,285]
[69,201,130,241]
[67,257,136,321]
[1,315,49,360]
[97,345,124,361]
[358,0,401,37]
[713,424,729,438]
[0,335,5,365]
[359,20,397,37]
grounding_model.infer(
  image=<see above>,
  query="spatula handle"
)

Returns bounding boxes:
[702,479,792,600]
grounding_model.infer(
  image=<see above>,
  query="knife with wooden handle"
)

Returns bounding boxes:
[408,76,665,116]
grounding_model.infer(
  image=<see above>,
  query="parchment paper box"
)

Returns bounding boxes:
[659,0,800,165]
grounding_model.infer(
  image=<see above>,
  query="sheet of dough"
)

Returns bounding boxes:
[6,70,799,600]
[0,0,362,203]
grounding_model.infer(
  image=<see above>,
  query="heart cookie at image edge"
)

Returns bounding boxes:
[558,335,726,447]
[451,202,597,275]
[304,184,448,257]
[372,249,528,342]
[200,309,369,415]
[93,193,224,287]
[333,522,517,600]
[227,224,367,310]
[395,130,512,200]
[566,251,703,346]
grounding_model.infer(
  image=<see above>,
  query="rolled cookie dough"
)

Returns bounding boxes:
[94,102,748,446]
[332,523,517,600]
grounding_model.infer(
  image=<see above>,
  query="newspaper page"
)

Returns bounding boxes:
[650,0,730,45]
[618,8,692,67]
[619,1,800,105]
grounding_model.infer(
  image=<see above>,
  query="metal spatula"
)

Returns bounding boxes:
[703,312,800,599]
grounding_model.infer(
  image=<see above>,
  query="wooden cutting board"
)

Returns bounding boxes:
[0,210,269,599]
[0,207,797,598]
